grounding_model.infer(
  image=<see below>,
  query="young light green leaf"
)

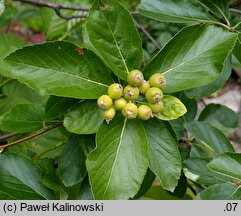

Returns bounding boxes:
[4,41,113,99]
[87,114,149,200]
[185,121,235,155]
[138,0,214,23]
[144,119,181,192]
[144,25,238,93]
[59,135,94,187]
[0,153,55,199]
[155,95,187,121]
[199,103,239,134]
[184,55,232,98]
[198,0,229,20]
[196,183,241,200]
[64,100,103,134]
[0,0,5,16]
[86,0,143,80]
[208,153,241,182]
[183,158,230,186]
[0,104,45,133]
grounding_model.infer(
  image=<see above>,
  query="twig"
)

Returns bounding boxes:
[229,8,241,15]
[135,22,161,50]
[0,122,63,150]
[0,133,18,142]
[15,0,139,20]
[229,0,241,8]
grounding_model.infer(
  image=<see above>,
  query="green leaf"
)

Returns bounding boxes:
[4,41,113,99]
[185,121,235,155]
[0,152,55,199]
[87,114,149,199]
[196,183,241,200]
[138,0,214,23]
[0,104,45,133]
[144,119,181,192]
[183,158,230,186]
[199,103,239,134]
[0,33,27,61]
[198,0,229,20]
[144,25,237,93]
[169,118,185,140]
[0,0,5,17]
[155,95,187,121]
[86,0,143,80]
[40,8,68,40]
[59,135,94,187]
[45,96,79,120]
[64,100,103,134]
[233,37,241,64]
[0,80,47,115]
[37,158,61,192]
[208,153,241,182]
[184,55,232,98]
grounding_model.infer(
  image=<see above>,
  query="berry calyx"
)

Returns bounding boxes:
[114,97,127,110]
[145,87,163,103]
[123,85,140,100]
[97,95,113,110]
[138,105,153,120]
[148,101,164,114]
[139,80,150,95]
[122,103,138,119]
[108,83,123,99]
[149,73,166,89]
[127,70,144,87]
[102,107,116,124]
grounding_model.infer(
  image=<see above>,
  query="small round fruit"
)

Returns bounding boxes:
[114,97,127,110]
[97,95,113,110]
[145,87,163,103]
[102,107,116,124]
[149,73,166,89]
[123,85,140,100]
[127,70,144,87]
[148,101,164,114]
[138,105,153,120]
[139,80,150,95]
[108,83,123,99]
[122,103,138,119]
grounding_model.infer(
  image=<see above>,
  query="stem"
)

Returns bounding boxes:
[229,0,241,8]
[135,22,161,50]
[0,133,19,141]
[229,8,241,15]
[14,0,139,20]
[0,122,63,150]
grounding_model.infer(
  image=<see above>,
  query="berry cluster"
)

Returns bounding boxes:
[97,70,166,123]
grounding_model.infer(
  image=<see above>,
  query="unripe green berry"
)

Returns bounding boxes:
[145,87,163,103]
[148,101,164,114]
[114,97,127,110]
[97,95,113,110]
[127,70,144,87]
[138,105,153,120]
[139,80,150,95]
[108,83,123,99]
[123,85,140,100]
[149,73,166,89]
[122,103,138,119]
[102,107,116,124]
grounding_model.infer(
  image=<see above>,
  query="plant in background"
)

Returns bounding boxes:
[0,0,240,200]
